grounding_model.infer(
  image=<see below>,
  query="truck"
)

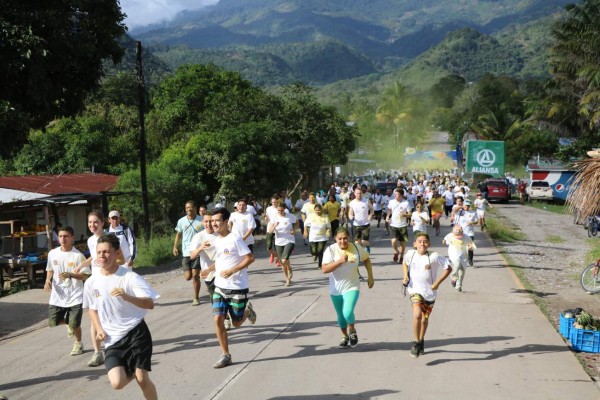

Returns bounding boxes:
[526,181,554,202]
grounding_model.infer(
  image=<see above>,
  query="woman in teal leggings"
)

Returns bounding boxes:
[322,227,374,348]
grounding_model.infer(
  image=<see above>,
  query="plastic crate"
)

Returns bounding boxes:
[569,327,600,353]
[559,314,575,339]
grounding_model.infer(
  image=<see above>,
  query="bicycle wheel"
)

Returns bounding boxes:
[581,263,600,294]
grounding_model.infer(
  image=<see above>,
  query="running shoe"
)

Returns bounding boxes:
[224,315,232,330]
[419,340,425,355]
[276,260,281,267]
[246,302,257,324]
[457,287,462,292]
[192,298,199,306]
[339,336,350,349]
[451,280,456,287]
[393,253,399,262]
[67,325,74,338]
[399,256,403,265]
[87,351,105,367]
[213,353,232,369]
[410,341,420,358]
[269,253,274,264]
[70,341,83,356]
[349,331,358,347]
[469,261,473,267]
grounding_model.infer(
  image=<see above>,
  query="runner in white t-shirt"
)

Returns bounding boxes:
[73,210,107,368]
[304,204,331,269]
[348,187,374,252]
[473,192,492,231]
[45,225,89,357]
[322,227,374,349]
[204,208,257,369]
[270,201,298,286]
[264,196,281,265]
[228,199,257,251]
[402,232,451,358]
[386,188,411,264]
[83,234,159,399]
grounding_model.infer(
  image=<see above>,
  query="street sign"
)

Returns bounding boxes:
[465,140,504,177]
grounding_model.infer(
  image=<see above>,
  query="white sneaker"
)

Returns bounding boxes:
[87,351,104,367]
[70,341,83,356]
[224,316,232,330]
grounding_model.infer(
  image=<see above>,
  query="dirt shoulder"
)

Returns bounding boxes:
[492,201,600,379]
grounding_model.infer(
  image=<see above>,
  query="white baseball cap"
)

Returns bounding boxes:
[108,210,120,218]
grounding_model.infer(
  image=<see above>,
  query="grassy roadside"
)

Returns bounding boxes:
[487,209,597,378]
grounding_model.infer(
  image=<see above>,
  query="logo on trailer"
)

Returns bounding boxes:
[476,149,496,167]
[555,184,565,192]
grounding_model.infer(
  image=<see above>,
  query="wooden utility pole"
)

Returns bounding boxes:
[136,41,150,240]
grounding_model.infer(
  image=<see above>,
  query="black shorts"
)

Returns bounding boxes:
[275,243,295,260]
[105,320,153,377]
[391,226,409,242]
[266,232,275,251]
[354,224,371,241]
[48,304,83,329]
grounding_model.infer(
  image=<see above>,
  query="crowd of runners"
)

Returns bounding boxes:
[40,170,496,399]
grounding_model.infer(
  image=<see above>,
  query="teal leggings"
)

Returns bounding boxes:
[330,290,360,329]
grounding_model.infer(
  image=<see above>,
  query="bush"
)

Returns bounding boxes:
[134,233,177,268]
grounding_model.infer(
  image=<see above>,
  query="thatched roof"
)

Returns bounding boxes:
[567,157,600,217]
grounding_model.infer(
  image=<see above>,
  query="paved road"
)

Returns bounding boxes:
[1,214,598,400]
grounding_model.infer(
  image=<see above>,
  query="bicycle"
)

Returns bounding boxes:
[581,261,600,294]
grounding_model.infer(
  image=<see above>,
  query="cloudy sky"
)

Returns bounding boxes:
[120,0,220,28]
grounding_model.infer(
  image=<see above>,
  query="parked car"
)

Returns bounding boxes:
[485,179,511,203]
[526,180,553,202]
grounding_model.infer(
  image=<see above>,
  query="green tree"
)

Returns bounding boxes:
[533,0,600,157]
[0,0,127,157]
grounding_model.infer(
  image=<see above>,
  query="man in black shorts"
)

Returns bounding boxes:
[83,234,159,399]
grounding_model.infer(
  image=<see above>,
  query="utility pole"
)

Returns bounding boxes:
[136,41,150,240]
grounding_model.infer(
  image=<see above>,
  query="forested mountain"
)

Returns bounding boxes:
[132,0,573,86]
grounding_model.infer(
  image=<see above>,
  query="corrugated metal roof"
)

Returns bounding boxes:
[0,173,118,195]
[0,188,48,204]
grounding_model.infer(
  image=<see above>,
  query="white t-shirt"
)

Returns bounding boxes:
[411,211,429,233]
[404,250,451,302]
[190,230,218,282]
[46,247,88,308]
[474,198,489,216]
[87,234,102,275]
[322,243,369,296]
[455,209,478,237]
[442,190,455,206]
[339,192,349,208]
[107,224,135,263]
[213,233,252,290]
[229,211,256,245]
[387,199,409,228]
[372,194,384,211]
[381,195,391,213]
[265,205,280,233]
[301,202,317,221]
[83,266,159,347]
[273,214,297,246]
[443,233,474,257]
[305,215,330,242]
[349,198,370,226]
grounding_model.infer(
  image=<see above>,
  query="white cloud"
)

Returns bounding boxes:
[120,0,220,28]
